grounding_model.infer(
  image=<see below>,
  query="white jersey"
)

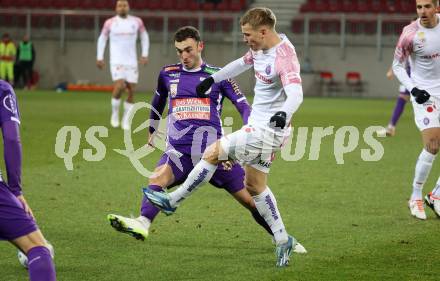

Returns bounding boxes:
[243,34,302,127]
[97,15,149,67]
[393,15,440,95]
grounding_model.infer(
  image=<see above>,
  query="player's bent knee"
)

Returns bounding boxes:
[424,138,440,155]
[13,230,47,254]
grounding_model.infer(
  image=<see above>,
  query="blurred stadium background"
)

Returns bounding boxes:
[0,0,416,98]
[2,1,440,280]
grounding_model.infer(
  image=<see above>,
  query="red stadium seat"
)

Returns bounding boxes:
[201,2,215,11]
[188,0,200,10]
[146,0,162,10]
[161,0,175,10]
[342,0,357,13]
[346,72,361,85]
[328,0,343,12]
[174,0,190,11]
[291,19,304,34]
[229,0,246,11]
[320,71,334,83]
[216,0,229,11]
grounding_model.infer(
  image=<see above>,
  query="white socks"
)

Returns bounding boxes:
[412,149,436,200]
[111,98,121,116]
[169,160,217,207]
[122,101,134,130]
[253,187,288,245]
[137,216,152,229]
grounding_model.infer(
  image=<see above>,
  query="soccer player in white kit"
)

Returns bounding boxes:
[144,8,306,267]
[392,0,440,220]
[96,0,149,130]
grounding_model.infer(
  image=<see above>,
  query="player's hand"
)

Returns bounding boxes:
[196,77,214,97]
[139,56,149,66]
[17,195,35,220]
[386,68,394,80]
[411,88,430,104]
[96,60,105,69]
[269,111,287,129]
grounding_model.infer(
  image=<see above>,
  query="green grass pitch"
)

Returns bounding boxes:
[0,90,439,280]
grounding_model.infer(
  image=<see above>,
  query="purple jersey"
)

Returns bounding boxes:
[0,80,36,241]
[149,63,250,155]
[0,81,20,125]
[0,80,22,196]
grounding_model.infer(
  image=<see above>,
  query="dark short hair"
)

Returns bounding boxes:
[174,26,201,42]
[240,7,276,29]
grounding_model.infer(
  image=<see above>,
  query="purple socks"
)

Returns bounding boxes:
[390,96,407,126]
[28,246,56,281]
[140,185,163,221]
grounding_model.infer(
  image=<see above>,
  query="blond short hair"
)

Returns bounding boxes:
[239,7,277,29]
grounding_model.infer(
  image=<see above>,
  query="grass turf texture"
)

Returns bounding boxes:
[0,90,439,280]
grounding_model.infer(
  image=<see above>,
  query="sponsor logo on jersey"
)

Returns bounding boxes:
[164,66,180,72]
[169,73,180,78]
[170,84,178,98]
[421,53,440,60]
[228,79,242,95]
[171,98,210,120]
[255,71,273,84]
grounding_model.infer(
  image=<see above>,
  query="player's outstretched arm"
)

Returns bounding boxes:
[197,56,252,97]
[212,56,253,83]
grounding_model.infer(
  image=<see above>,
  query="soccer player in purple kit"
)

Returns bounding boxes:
[144,8,307,267]
[0,80,56,280]
[107,26,302,246]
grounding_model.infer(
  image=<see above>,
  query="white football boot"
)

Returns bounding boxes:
[408,199,427,220]
[107,214,150,241]
[110,112,119,128]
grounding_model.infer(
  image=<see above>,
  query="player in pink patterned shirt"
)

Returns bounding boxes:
[392,0,440,219]
[97,0,149,130]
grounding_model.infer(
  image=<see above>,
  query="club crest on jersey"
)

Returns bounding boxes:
[170,84,178,98]
[417,32,426,43]
[265,64,272,75]
[423,117,430,125]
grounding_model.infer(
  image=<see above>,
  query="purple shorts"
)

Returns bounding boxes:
[157,150,245,194]
[0,182,37,241]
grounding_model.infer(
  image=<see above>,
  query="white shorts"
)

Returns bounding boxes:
[412,95,440,131]
[110,64,138,84]
[220,124,290,173]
